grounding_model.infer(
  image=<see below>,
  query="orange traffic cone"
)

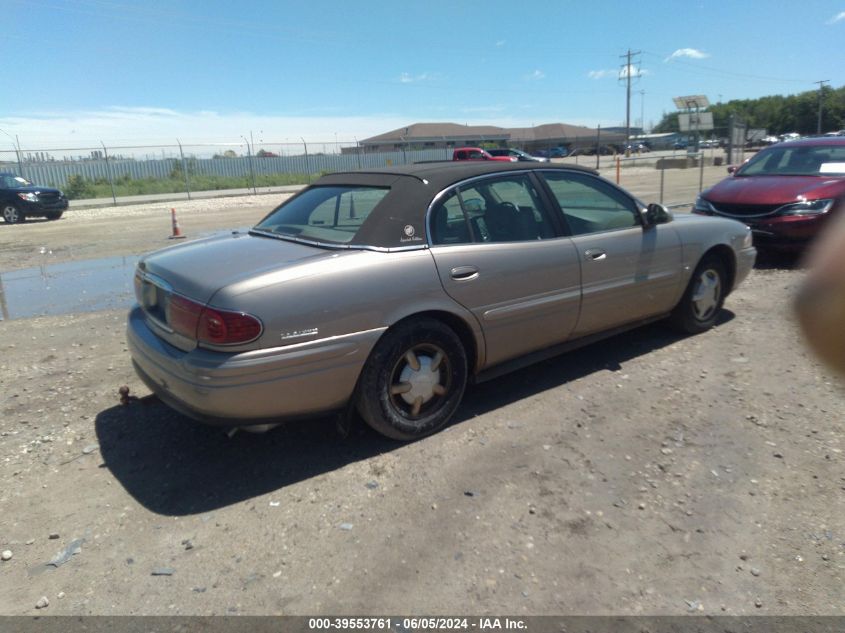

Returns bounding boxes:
[169,207,185,239]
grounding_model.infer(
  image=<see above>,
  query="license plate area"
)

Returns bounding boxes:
[134,271,172,330]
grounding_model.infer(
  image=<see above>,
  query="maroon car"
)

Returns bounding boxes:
[693,137,845,251]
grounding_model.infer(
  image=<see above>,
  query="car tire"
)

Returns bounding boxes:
[356,318,468,441]
[45,211,63,221]
[670,255,726,334]
[2,204,23,224]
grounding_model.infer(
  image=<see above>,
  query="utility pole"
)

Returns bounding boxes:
[620,49,642,155]
[814,80,829,134]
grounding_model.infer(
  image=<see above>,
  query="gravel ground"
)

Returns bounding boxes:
[0,178,843,616]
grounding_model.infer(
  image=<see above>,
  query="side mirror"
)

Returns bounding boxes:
[644,203,673,227]
[727,165,737,174]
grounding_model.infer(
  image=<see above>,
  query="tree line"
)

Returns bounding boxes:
[654,84,845,136]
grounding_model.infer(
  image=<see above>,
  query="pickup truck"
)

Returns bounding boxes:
[452,147,515,162]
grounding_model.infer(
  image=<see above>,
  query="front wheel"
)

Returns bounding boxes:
[45,210,63,221]
[670,255,726,334]
[2,204,23,224]
[356,318,468,441]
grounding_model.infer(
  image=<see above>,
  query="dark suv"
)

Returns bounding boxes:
[1,173,68,224]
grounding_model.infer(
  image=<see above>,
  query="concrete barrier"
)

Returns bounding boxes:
[656,155,724,170]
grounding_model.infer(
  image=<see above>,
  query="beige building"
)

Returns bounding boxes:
[353,122,628,154]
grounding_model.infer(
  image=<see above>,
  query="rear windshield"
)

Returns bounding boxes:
[253,185,390,244]
[738,145,845,176]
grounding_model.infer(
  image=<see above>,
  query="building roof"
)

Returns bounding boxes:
[360,122,613,146]
[363,123,510,144]
[507,122,598,142]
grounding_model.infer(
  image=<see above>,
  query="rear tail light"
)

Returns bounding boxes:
[166,295,262,345]
[197,306,263,345]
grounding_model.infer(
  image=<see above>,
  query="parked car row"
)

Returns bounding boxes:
[534,147,569,159]
[487,148,550,162]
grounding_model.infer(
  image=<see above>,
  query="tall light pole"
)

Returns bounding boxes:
[815,80,829,134]
[0,127,23,176]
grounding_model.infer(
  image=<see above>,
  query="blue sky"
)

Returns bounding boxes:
[3,0,845,149]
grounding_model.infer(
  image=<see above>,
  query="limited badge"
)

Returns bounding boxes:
[404,225,415,237]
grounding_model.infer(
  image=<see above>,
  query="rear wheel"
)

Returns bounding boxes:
[2,204,23,224]
[670,255,726,334]
[356,318,467,441]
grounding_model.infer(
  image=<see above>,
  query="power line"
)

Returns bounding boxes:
[642,51,813,84]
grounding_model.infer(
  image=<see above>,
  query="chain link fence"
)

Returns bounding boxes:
[0,140,452,202]
[0,135,753,208]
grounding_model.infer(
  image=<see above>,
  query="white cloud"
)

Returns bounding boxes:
[399,72,434,83]
[828,11,845,23]
[495,39,506,47]
[619,64,647,78]
[524,69,545,81]
[588,69,614,79]
[665,48,710,61]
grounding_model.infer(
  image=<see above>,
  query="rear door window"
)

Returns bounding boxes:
[430,174,556,244]
[542,171,640,235]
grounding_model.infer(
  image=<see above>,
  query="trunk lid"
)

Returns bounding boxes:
[139,232,334,303]
[135,232,347,350]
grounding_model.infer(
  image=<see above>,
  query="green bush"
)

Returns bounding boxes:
[64,174,94,199]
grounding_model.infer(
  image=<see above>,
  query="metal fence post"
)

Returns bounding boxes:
[14,135,24,180]
[101,141,117,206]
[242,133,257,194]
[177,139,192,200]
[302,138,311,183]
[595,126,601,170]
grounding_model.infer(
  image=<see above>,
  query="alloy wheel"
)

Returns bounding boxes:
[692,268,722,321]
[388,343,452,420]
[3,205,20,224]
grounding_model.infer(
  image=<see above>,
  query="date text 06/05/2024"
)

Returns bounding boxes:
[307,618,527,630]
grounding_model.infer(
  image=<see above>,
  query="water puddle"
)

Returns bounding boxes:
[0,255,139,321]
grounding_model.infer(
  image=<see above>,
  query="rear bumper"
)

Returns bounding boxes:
[127,306,384,426]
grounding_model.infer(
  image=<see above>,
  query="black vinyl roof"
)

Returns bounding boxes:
[318,161,596,190]
[300,162,599,249]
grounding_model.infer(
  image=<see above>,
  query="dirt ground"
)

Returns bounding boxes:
[0,168,843,616]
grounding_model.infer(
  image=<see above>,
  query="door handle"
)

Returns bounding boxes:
[584,249,607,261]
[450,265,479,280]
